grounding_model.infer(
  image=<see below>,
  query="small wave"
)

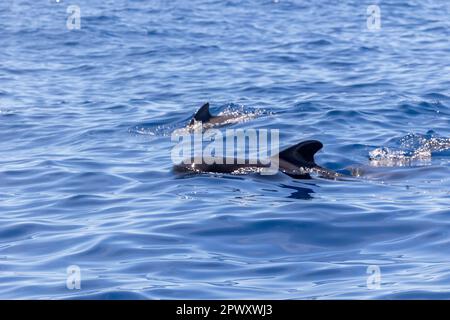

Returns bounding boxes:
[0,108,15,116]
[369,131,450,167]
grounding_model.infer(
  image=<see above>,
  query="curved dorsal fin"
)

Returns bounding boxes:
[191,102,212,124]
[278,140,323,166]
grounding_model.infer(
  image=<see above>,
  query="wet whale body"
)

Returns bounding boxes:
[174,140,341,180]
[189,102,241,128]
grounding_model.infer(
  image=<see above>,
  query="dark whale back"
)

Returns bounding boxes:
[173,139,340,179]
[278,140,323,168]
[190,103,212,125]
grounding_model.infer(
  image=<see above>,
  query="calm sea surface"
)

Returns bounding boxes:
[1,0,450,299]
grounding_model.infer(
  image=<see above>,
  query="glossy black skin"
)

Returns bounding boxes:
[174,140,342,180]
[188,102,238,128]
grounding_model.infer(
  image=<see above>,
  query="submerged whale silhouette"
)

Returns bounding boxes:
[189,102,240,127]
[174,140,341,180]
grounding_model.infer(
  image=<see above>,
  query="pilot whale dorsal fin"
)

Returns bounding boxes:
[191,102,212,124]
[278,140,323,166]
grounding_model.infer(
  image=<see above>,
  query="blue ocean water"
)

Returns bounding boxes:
[1,0,450,299]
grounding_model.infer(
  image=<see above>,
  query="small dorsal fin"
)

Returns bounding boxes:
[190,103,212,124]
[278,140,323,166]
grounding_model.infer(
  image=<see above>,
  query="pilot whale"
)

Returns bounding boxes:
[174,140,341,180]
[189,102,249,128]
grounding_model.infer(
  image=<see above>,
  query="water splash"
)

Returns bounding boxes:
[369,131,450,167]
[217,103,269,120]
[129,123,180,137]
